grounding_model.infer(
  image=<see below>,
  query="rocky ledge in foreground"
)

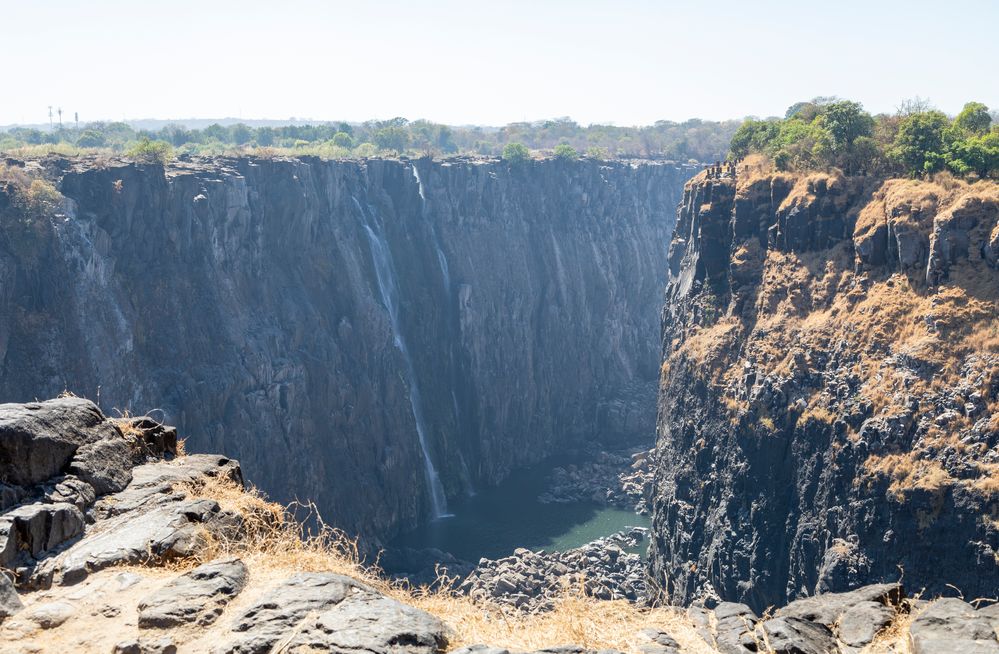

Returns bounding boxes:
[0,398,451,653]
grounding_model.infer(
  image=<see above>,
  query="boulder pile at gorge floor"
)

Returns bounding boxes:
[458,528,650,612]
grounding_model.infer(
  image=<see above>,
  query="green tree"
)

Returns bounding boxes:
[953,102,992,136]
[817,101,874,153]
[331,132,354,149]
[502,142,531,164]
[553,143,578,160]
[229,123,253,145]
[373,126,409,153]
[729,120,779,159]
[201,123,229,143]
[946,131,999,178]
[76,129,107,148]
[891,111,950,175]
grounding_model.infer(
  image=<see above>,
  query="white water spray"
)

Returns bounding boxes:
[354,197,450,519]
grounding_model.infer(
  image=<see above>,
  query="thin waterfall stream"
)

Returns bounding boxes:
[354,196,451,520]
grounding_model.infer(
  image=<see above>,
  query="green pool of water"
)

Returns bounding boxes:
[391,460,650,561]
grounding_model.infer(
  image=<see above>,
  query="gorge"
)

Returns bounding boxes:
[0,155,692,542]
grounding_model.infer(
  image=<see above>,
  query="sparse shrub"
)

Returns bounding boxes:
[23,179,63,218]
[585,146,610,159]
[353,142,378,158]
[1,165,63,221]
[126,137,174,165]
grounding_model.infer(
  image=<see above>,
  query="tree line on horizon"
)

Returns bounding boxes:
[0,117,740,163]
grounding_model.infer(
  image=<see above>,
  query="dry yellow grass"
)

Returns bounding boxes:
[864,454,954,503]
[178,475,719,654]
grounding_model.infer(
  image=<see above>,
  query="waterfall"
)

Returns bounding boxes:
[354,197,450,519]
[411,164,452,295]
[411,163,427,201]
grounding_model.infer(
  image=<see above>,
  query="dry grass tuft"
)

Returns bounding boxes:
[864,454,954,502]
[863,602,917,653]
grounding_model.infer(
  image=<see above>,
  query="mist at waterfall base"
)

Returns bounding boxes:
[390,457,651,562]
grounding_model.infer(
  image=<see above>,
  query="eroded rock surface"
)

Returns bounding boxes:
[137,557,247,628]
[908,598,999,654]
[216,572,447,654]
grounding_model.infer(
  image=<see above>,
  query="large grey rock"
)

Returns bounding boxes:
[837,601,895,647]
[217,572,370,654]
[25,600,75,628]
[95,455,243,519]
[714,602,758,654]
[288,589,449,653]
[637,628,681,654]
[42,475,97,510]
[0,501,85,567]
[745,616,839,654]
[908,598,999,654]
[30,498,222,587]
[980,603,999,633]
[780,583,902,626]
[19,454,242,588]
[114,637,178,654]
[778,583,901,647]
[0,572,22,620]
[68,434,134,495]
[0,398,120,486]
[216,572,447,654]
[138,557,248,628]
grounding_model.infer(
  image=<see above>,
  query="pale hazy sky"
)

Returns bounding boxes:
[3,0,997,127]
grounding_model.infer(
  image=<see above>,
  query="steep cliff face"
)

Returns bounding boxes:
[0,155,691,540]
[651,166,999,610]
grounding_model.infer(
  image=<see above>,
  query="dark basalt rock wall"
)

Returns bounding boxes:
[650,170,999,611]
[0,156,691,541]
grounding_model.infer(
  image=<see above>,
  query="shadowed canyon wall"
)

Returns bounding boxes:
[0,156,692,540]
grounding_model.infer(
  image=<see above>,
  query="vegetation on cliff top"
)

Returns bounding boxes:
[730,98,999,179]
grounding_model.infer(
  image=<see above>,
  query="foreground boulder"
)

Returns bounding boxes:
[138,557,248,628]
[0,572,22,620]
[908,598,999,654]
[216,572,447,654]
[0,398,124,489]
